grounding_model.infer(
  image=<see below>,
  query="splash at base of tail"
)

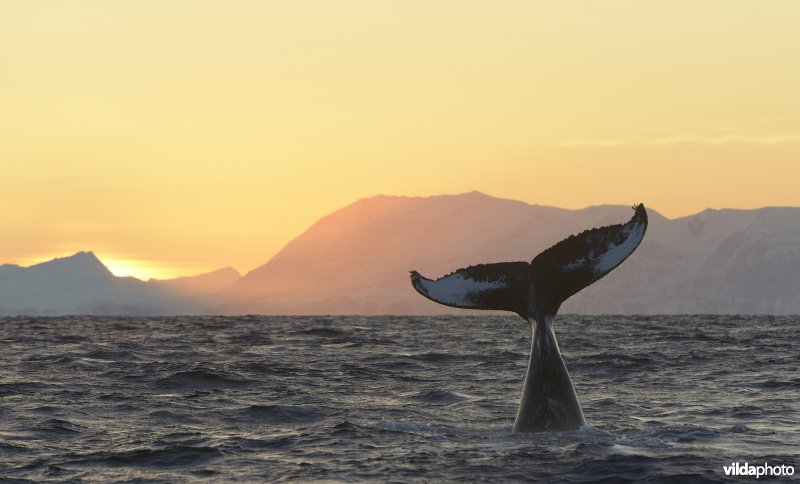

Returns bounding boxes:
[411,204,648,432]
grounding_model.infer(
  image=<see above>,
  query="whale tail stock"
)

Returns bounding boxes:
[410,203,648,319]
[410,203,648,432]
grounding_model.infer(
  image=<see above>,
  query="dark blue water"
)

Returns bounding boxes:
[0,315,797,482]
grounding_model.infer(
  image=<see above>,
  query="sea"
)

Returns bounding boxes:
[0,315,797,482]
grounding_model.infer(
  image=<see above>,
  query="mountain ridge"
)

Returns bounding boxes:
[2,192,798,315]
[0,253,240,316]
[217,192,800,315]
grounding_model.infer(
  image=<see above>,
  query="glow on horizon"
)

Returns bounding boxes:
[12,254,204,281]
[101,258,191,281]
[2,1,799,279]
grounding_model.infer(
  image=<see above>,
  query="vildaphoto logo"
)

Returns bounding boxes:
[723,462,794,478]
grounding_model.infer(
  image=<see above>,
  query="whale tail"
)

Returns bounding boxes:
[410,203,648,432]
[410,203,647,318]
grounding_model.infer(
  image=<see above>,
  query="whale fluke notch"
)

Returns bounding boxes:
[409,203,648,432]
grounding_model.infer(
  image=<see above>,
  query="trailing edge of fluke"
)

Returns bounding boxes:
[410,203,648,432]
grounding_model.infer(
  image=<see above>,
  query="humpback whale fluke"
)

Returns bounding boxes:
[410,203,648,432]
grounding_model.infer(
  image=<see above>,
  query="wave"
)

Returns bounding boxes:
[153,368,254,390]
[0,381,50,397]
[234,404,328,424]
[404,390,469,405]
[292,327,349,338]
[754,379,799,389]
[67,445,223,468]
[32,418,83,435]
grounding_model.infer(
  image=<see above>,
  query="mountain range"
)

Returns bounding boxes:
[2,192,798,315]
[0,252,239,316]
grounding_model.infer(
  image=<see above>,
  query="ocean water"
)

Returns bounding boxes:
[0,315,797,482]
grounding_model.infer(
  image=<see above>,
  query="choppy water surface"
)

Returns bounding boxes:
[0,315,797,482]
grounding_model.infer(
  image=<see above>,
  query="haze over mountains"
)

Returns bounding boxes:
[2,192,798,316]
[0,252,240,316]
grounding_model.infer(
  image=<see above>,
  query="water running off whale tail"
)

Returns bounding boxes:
[410,203,648,433]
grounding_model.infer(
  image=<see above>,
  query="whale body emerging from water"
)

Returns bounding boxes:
[410,204,648,432]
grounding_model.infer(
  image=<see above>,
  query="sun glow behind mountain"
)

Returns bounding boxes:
[101,259,161,281]
[14,254,185,281]
[100,257,216,281]
[2,1,799,277]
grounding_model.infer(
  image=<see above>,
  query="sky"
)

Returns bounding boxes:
[2,1,799,279]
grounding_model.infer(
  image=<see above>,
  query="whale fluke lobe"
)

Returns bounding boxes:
[410,203,648,432]
[530,202,647,316]
[410,262,530,317]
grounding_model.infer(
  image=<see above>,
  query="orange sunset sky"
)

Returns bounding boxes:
[2,1,799,280]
